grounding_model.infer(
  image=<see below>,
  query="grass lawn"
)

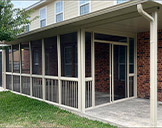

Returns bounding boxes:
[0,91,116,127]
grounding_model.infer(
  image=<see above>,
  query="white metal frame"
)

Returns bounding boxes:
[87,30,137,110]
[3,28,137,113]
[80,29,86,112]
[4,33,80,111]
[127,37,130,98]
[57,35,61,104]
[19,44,22,93]
[42,39,45,100]
[91,32,95,107]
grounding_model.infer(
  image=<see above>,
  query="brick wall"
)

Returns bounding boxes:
[137,30,162,101]
[95,42,110,93]
[23,50,30,74]
[95,43,127,97]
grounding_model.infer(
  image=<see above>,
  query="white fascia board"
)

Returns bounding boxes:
[25,0,46,11]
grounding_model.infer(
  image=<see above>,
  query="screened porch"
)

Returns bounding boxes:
[3,29,136,112]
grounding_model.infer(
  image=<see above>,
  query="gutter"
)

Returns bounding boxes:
[137,4,154,21]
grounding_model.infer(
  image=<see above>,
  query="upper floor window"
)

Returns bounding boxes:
[40,7,46,27]
[24,24,29,32]
[80,0,90,15]
[117,0,128,4]
[55,1,63,23]
[23,17,30,33]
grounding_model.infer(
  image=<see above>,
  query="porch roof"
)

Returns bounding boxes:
[8,0,162,44]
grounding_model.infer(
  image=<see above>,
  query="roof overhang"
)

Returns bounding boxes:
[26,0,53,11]
[8,0,162,44]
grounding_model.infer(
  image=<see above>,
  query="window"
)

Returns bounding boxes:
[31,40,42,75]
[6,46,12,72]
[80,0,90,15]
[55,1,63,23]
[13,45,20,73]
[24,24,29,33]
[21,42,30,74]
[129,38,134,73]
[13,76,20,93]
[64,46,73,76]
[118,46,127,81]
[85,32,92,77]
[60,32,78,77]
[24,17,30,32]
[44,37,58,76]
[94,33,127,43]
[40,7,46,27]
[117,0,128,4]
[129,76,134,97]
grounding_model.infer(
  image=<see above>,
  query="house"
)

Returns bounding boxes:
[1,0,162,127]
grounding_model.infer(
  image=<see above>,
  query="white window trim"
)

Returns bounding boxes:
[54,0,64,23]
[39,6,47,28]
[78,0,91,16]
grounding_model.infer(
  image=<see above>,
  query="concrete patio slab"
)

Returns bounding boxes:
[86,98,162,127]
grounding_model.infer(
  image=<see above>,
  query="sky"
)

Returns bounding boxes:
[11,0,39,9]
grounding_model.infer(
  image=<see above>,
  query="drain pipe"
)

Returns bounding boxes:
[137,4,158,127]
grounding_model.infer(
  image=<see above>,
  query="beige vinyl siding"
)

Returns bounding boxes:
[30,9,40,31]
[64,1,78,20]
[47,1,55,25]
[29,0,115,31]
[91,0,114,12]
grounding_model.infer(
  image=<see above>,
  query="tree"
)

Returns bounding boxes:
[0,0,37,42]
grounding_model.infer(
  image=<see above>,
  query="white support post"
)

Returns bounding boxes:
[78,30,81,111]
[57,35,61,105]
[134,34,138,98]
[112,44,114,102]
[91,32,95,107]
[11,45,13,91]
[127,37,130,98]
[150,11,158,127]
[19,43,22,93]
[1,50,3,88]
[29,42,33,96]
[2,50,6,89]
[109,44,112,103]
[80,29,86,112]
[137,5,158,126]
[42,39,46,100]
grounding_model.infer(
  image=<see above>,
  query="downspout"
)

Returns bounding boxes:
[137,4,158,127]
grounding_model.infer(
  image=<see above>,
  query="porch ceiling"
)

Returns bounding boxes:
[89,11,162,34]
[8,0,162,44]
